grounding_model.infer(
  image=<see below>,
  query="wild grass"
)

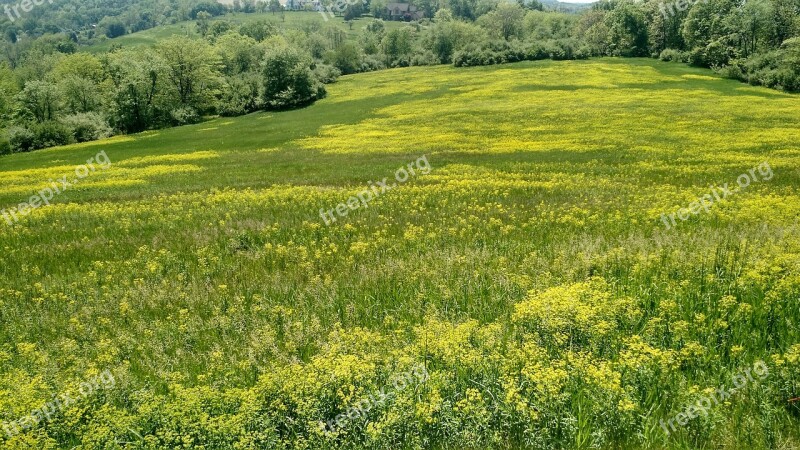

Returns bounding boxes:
[0,58,799,449]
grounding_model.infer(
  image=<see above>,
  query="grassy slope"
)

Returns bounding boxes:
[84,11,409,53]
[1,58,800,448]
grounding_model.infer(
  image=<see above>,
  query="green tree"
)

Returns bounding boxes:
[575,9,610,55]
[157,36,222,111]
[196,11,213,36]
[240,20,278,42]
[51,53,105,83]
[100,17,127,38]
[604,0,649,56]
[15,80,62,122]
[261,43,325,109]
[682,0,737,50]
[422,10,488,63]
[269,0,283,14]
[0,63,18,126]
[770,0,800,46]
[332,41,363,74]
[381,27,415,66]
[646,0,685,55]
[447,0,480,20]
[58,76,102,114]
[477,3,525,41]
[412,0,440,18]
[106,49,167,132]
[209,21,234,40]
[215,32,261,75]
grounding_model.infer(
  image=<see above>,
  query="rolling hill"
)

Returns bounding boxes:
[1,58,799,449]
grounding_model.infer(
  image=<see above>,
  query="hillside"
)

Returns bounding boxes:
[83,11,409,54]
[1,58,800,449]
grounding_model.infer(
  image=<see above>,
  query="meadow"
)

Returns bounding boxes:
[1,58,799,449]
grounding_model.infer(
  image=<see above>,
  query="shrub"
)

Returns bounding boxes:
[525,42,549,61]
[410,51,440,66]
[218,73,263,117]
[331,42,363,75]
[31,121,74,149]
[6,125,36,153]
[0,133,10,155]
[716,61,746,82]
[544,39,568,60]
[775,67,800,92]
[720,50,800,92]
[704,40,733,68]
[8,122,74,152]
[262,44,327,110]
[61,112,113,143]
[170,107,201,126]
[191,1,228,19]
[313,64,342,84]
[104,21,126,39]
[659,49,683,62]
[360,55,386,72]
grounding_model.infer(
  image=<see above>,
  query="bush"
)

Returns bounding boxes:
[104,21,126,39]
[313,64,342,84]
[262,45,327,110]
[360,55,385,72]
[544,40,567,60]
[218,73,263,117]
[718,50,800,92]
[410,51,440,66]
[525,42,549,61]
[8,122,74,152]
[704,40,733,68]
[6,126,36,153]
[0,134,10,155]
[453,39,588,68]
[716,61,746,82]
[331,42,363,75]
[31,121,74,149]
[775,67,800,92]
[61,112,113,143]
[659,49,683,62]
[170,107,201,126]
[191,1,228,19]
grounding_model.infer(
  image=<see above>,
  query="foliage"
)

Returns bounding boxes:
[156,36,221,112]
[381,27,415,67]
[331,41,363,74]
[262,42,326,109]
[0,0,798,152]
[60,112,113,143]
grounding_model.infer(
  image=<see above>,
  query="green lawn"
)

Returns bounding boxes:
[1,58,799,449]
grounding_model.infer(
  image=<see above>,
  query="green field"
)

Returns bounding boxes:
[1,58,800,449]
[85,11,409,54]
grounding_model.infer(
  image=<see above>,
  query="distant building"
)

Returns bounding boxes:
[386,2,424,20]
